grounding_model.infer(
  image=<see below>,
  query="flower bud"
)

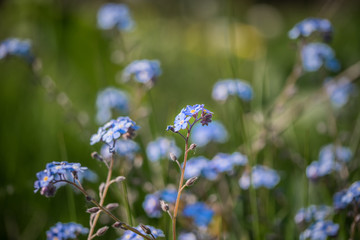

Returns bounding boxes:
[185,177,198,187]
[170,153,177,161]
[140,224,151,235]
[86,207,100,214]
[160,200,169,212]
[112,222,127,230]
[106,203,119,211]
[91,152,103,162]
[96,226,109,236]
[189,143,197,150]
[115,176,126,183]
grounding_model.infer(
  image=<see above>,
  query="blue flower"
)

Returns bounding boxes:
[174,112,191,132]
[301,43,340,72]
[90,116,139,146]
[146,137,181,162]
[324,78,355,108]
[96,87,129,124]
[212,79,253,102]
[34,162,88,197]
[183,104,205,117]
[288,18,332,41]
[46,222,88,240]
[97,3,134,31]
[183,202,214,227]
[179,232,197,240]
[209,152,248,173]
[142,188,177,218]
[0,38,34,63]
[295,205,332,224]
[306,144,352,180]
[184,156,210,179]
[123,60,161,87]
[119,225,164,240]
[239,165,280,190]
[101,139,139,160]
[299,220,339,240]
[333,190,348,210]
[190,120,228,147]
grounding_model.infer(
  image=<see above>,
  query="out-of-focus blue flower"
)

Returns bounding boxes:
[146,137,181,162]
[209,152,248,173]
[142,188,177,218]
[90,116,139,147]
[190,120,228,147]
[101,139,139,160]
[123,60,161,87]
[0,38,33,63]
[184,156,210,179]
[212,79,253,102]
[306,144,352,180]
[324,78,355,108]
[179,232,197,240]
[46,222,88,240]
[295,205,332,224]
[183,202,214,227]
[299,220,339,240]
[239,165,280,190]
[97,3,134,31]
[34,162,88,197]
[333,190,348,210]
[96,87,129,124]
[332,181,360,210]
[301,43,340,72]
[119,225,164,240]
[288,18,332,41]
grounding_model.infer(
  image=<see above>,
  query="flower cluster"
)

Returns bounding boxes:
[183,202,214,227]
[294,205,332,224]
[288,18,332,41]
[122,60,162,87]
[0,38,33,63]
[333,181,360,210]
[96,87,129,124]
[324,77,355,108]
[46,222,88,240]
[101,139,140,160]
[212,79,253,102]
[142,188,177,218]
[97,3,134,31]
[119,225,165,240]
[178,232,197,240]
[301,43,340,72]
[190,120,228,147]
[146,137,181,162]
[90,116,139,147]
[34,161,87,197]
[167,104,213,132]
[239,165,280,190]
[306,144,352,180]
[184,152,247,180]
[299,220,339,240]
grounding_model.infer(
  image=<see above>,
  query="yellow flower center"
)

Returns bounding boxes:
[180,120,184,124]
[190,109,196,113]
[43,176,49,182]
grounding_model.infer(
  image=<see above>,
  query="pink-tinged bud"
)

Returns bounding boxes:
[106,203,119,211]
[185,177,198,187]
[86,207,100,213]
[96,226,109,236]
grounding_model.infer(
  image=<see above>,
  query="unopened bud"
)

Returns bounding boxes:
[99,182,105,193]
[185,176,198,187]
[189,143,197,150]
[140,224,151,235]
[170,153,177,161]
[106,203,119,211]
[115,176,126,183]
[91,152,103,162]
[86,207,100,214]
[86,195,93,201]
[112,222,126,230]
[96,226,109,236]
[160,200,169,212]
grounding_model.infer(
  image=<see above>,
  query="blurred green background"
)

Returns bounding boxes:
[1,0,360,239]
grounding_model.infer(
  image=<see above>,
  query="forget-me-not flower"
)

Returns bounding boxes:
[146,137,181,162]
[119,225,164,240]
[239,165,280,190]
[46,222,88,240]
[142,188,177,218]
[301,43,340,72]
[0,38,33,63]
[324,78,355,108]
[97,3,134,31]
[190,120,228,147]
[299,220,339,240]
[101,139,139,160]
[183,202,214,227]
[288,18,333,42]
[123,60,161,87]
[212,79,253,102]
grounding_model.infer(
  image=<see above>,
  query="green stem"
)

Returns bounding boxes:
[121,180,133,225]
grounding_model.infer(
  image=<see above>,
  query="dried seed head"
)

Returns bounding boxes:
[115,176,126,183]
[112,222,126,230]
[86,207,100,214]
[106,203,119,211]
[91,152,104,162]
[189,143,197,150]
[170,153,177,161]
[96,226,109,236]
[185,177,198,187]
[140,224,151,235]
[160,200,169,212]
